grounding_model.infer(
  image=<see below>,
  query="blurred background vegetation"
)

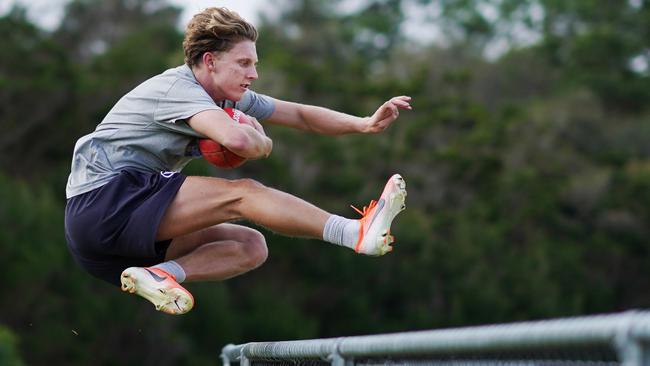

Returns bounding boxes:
[1,0,650,364]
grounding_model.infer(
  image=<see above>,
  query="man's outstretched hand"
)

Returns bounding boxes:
[362,96,412,133]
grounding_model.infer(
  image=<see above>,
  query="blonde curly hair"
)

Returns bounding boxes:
[183,7,258,67]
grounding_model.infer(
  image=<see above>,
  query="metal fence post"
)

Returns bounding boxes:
[240,355,250,366]
[615,311,648,366]
[328,353,346,366]
[619,340,643,366]
[329,337,352,366]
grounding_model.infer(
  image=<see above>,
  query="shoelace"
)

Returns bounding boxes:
[351,199,377,218]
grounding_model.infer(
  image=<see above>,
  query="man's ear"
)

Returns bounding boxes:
[202,52,215,71]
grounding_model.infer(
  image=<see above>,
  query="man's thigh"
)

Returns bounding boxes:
[164,222,263,261]
[156,176,259,241]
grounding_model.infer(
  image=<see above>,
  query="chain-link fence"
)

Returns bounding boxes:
[221,311,650,366]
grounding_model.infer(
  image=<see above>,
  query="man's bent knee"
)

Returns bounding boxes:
[239,230,268,270]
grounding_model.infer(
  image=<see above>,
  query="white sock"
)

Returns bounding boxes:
[323,215,360,250]
[152,260,186,283]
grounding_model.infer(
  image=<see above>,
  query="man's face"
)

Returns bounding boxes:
[210,40,259,101]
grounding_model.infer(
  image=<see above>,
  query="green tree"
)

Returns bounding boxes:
[0,325,24,366]
[3,0,650,363]
[0,8,77,179]
[434,0,650,111]
[54,0,182,62]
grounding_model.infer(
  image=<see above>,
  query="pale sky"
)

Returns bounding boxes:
[0,0,269,30]
[0,0,443,50]
[171,0,270,27]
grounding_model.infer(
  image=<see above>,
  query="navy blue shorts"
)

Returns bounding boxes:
[64,169,186,287]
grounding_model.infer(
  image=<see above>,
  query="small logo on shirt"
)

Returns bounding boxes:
[160,171,177,178]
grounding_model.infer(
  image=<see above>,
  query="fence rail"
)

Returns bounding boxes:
[221,310,650,365]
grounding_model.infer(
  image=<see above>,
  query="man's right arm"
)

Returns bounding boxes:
[187,109,272,159]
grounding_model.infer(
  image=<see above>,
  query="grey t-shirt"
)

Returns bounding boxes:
[66,64,275,198]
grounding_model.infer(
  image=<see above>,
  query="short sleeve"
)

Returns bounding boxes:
[233,90,276,120]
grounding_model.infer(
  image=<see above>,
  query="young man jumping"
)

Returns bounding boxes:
[64,7,410,315]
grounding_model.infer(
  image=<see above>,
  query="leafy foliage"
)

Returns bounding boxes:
[0,325,23,366]
[1,0,650,364]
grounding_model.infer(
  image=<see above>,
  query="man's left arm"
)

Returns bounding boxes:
[265,96,412,135]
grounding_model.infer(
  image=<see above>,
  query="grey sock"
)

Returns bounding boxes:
[152,260,186,283]
[323,215,360,250]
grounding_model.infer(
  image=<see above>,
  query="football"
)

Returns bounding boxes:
[198,108,249,169]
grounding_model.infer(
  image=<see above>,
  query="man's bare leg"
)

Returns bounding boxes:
[156,176,330,242]
[120,222,268,315]
[122,174,406,314]
[164,223,268,282]
[139,175,332,286]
